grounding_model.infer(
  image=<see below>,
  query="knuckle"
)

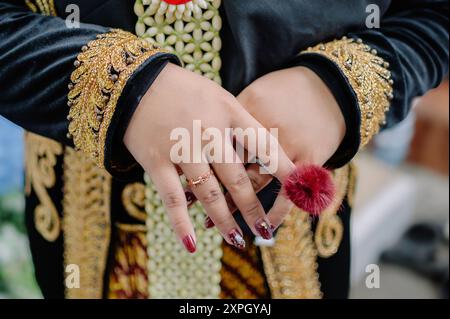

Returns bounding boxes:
[229,172,251,193]
[170,217,186,233]
[212,214,233,230]
[200,188,222,205]
[242,202,261,219]
[162,191,185,209]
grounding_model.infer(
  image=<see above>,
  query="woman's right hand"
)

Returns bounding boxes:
[124,63,295,253]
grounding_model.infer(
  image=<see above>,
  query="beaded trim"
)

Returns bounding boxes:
[24,132,63,242]
[145,174,223,298]
[25,0,57,16]
[135,0,225,299]
[135,0,223,84]
[301,37,394,147]
[67,29,161,168]
[63,148,112,299]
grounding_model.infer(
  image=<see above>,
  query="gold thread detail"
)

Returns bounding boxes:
[63,147,112,299]
[314,165,349,258]
[25,132,63,242]
[122,183,147,222]
[67,29,161,168]
[108,224,149,299]
[25,0,57,16]
[301,37,394,147]
[260,207,322,299]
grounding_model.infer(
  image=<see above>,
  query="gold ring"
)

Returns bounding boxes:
[187,169,214,188]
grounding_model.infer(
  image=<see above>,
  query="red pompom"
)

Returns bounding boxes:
[283,165,335,216]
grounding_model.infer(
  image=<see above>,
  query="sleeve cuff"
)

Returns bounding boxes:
[66,29,180,179]
[290,37,394,168]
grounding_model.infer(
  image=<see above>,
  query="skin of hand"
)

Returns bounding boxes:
[206,66,346,230]
[123,63,295,253]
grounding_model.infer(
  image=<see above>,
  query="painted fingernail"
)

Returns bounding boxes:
[255,218,273,240]
[185,190,196,205]
[228,229,246,250]
[182,235,196,253]
[204,217,215,229]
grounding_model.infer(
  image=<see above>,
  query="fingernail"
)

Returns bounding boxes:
[255,218,273,240]
[204,217,214,229]
[228,229,246,250]
[185,190,196,205]
[182,235,196,253]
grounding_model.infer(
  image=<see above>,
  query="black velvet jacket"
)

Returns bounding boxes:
[1,0,448,174]
[0,0,448,299]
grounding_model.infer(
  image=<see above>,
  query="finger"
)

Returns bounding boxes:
[212,145,272,240]
[266,194,295,230]
[145,162,197,253]
[230,107,295,183]
[180,163,246,250]
[205,163,274,228]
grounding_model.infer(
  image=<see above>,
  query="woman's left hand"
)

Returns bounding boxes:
[207,66,347,229]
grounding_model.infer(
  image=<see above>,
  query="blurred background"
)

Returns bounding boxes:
[0,80,448,299]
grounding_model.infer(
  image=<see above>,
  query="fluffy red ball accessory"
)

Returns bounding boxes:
[283,165,335,216]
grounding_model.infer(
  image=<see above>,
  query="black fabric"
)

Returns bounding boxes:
[0,0,448,300]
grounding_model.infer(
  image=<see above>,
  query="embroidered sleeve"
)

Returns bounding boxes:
[300,37,394,148]
[67,29,163,169]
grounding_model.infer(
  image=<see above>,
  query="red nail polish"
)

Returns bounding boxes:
[182,235,196,253]
[228,229,246,250]
[204,217,215,229]
[255,218,273,240]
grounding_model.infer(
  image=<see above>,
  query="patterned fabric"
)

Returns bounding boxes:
[108,224,149,299]
[220,237,269,299]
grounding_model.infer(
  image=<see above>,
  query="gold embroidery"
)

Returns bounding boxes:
[108,223,149,299]
[315,166,349,258]
[63,148,112,299]
[135,0,223,84]
[67,29,162,168]
[301,37,394,147]
[145,174,223,298]
[25,132,63,242]
[346,162,358,208]
[260,207,322,299]
[25,0,57,16]
[122,183,147,222]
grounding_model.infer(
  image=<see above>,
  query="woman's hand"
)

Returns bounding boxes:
[124,63,294,252]
[208,66,346,230]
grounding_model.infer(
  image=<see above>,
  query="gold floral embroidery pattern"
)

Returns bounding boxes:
[145,174,223,298]
[260,207,322,299]
[108,224,149,299]
[314,166,349,258]
[63,148,112,299]
[25,132,63,242]
[135,0,223,84]
[25,0,57,16]
[122,183,147,222]
[301,37,394,147]
[67,29,161,168]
